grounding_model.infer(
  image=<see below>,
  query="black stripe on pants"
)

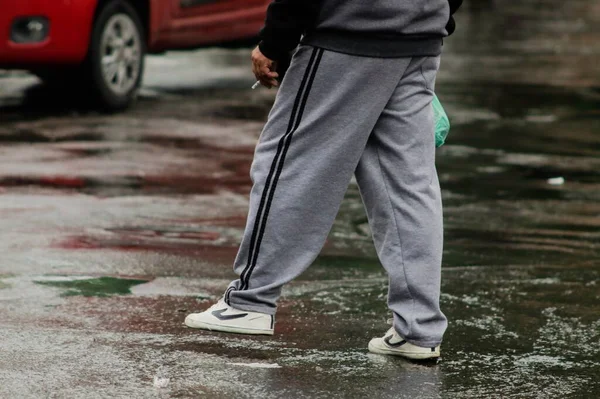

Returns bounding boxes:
[237,47,325,292]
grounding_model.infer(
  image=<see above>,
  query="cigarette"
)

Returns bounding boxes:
[252,81,261,90]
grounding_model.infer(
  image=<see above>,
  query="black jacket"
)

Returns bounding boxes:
[259,0,463,61]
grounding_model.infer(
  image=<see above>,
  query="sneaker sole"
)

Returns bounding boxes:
[185,319,274,336]
[368,341,440,360]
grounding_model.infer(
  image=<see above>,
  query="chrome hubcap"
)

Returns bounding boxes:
[100,14,141,95]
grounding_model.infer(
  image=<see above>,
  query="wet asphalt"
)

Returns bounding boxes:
[1,1,599,398]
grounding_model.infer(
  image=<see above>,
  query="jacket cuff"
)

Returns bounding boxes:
[258,40,287,61]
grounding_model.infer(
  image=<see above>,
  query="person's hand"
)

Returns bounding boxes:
[252,47,279,89]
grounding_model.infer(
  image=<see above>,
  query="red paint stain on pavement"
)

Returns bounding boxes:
[109,228,221,241]
[55,235,238,264]
[0,176,86,189]
[59,237,100,249]
[140,176,251,195]
[39,176,86,188]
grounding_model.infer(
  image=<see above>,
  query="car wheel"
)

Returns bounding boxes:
[87,0,145,111]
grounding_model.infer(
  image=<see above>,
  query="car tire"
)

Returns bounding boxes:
[86,0,145,112]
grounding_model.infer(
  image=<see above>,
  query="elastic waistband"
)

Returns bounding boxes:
[301,30,443,58]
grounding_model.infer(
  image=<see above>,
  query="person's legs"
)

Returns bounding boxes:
[355,56,447,349]
[224,47,413,315]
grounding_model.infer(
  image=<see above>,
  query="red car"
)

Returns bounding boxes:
[0,0,270,110]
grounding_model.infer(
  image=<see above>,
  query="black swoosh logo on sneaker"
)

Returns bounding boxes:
[384,335,407,348]
[211,309,249,321]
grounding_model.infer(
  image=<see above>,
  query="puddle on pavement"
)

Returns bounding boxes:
[34,276,149,297]
[1,266,598,398]
[0,129,105,143]
[56,225,242,255]
[211,102,271,121]
[298,255,383,280]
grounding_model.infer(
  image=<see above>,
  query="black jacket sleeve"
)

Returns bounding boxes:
[446,0,463,36]
[258,0,322,61]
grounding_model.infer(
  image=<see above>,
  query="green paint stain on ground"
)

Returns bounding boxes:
[35,277,148,297]
[0,281,9,289]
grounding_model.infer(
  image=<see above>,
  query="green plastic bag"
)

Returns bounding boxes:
[433,94,450,147]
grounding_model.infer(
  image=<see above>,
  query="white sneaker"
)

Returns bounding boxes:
[184,299,274,336]
[368,327,441,360]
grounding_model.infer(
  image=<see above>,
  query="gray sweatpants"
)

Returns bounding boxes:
[225,46,447,347]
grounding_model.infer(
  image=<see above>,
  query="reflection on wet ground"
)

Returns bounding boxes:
[1,0,599,397]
